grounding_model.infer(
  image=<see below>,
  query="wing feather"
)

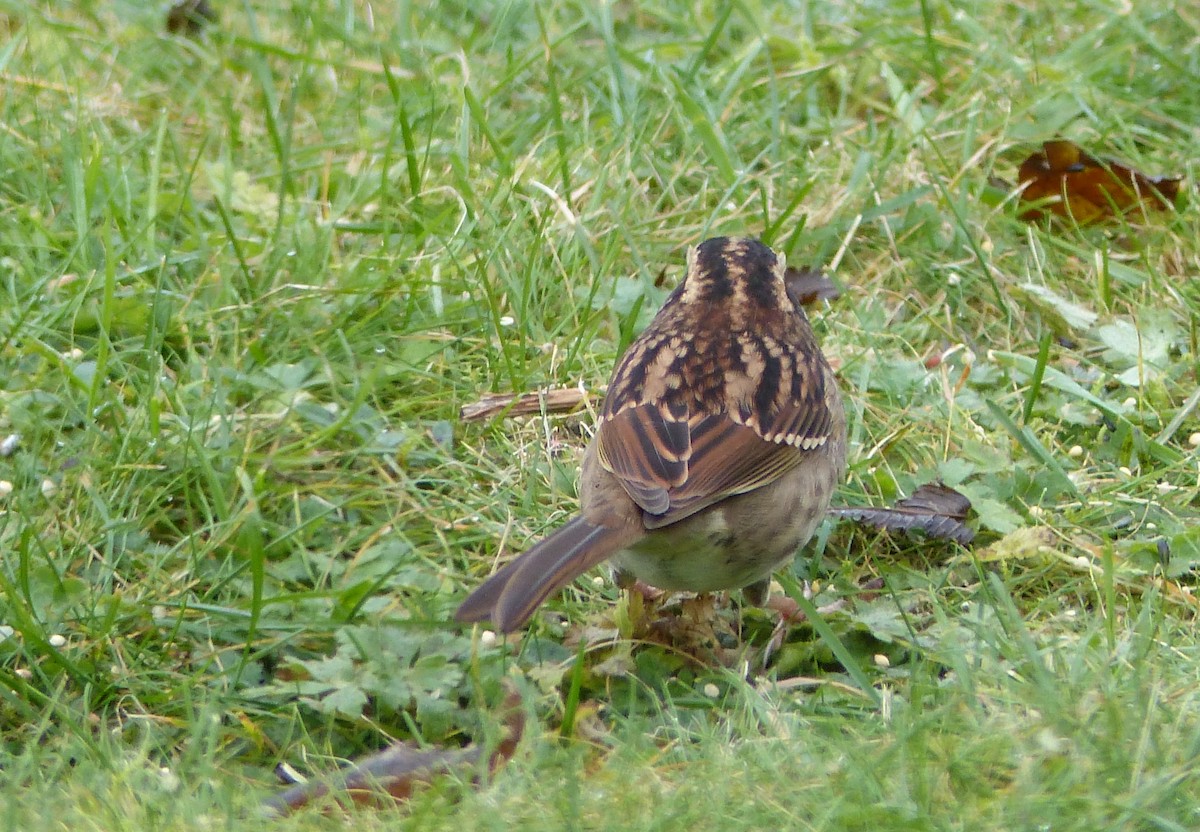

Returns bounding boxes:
[598,395,832,531]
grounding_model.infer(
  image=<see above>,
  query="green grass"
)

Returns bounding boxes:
[1,0,1199,828]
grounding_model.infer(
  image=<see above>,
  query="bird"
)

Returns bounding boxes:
[455,237,846,633]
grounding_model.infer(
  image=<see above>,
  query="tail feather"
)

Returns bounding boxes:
[455,517,640,632]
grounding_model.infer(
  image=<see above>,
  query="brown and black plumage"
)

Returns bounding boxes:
[455,237,846,632]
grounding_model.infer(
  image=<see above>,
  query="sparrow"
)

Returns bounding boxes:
[455,237,846,632]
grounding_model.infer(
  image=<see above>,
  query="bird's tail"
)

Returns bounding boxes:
[454,517,640,632]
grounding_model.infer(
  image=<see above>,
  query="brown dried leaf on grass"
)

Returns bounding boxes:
[166,0,216,35]
[262,683,526,817]
[460,387,593,421]
[784,266,841,308]
[1016,139,1183,223]
[564,586,749,669]
[830,482,974,545]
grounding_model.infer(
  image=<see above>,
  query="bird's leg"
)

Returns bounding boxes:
[613,567,664,602]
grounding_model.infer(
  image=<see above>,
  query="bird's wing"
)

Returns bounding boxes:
[596,395,835,530]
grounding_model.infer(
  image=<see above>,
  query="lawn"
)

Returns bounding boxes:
[1,1,1199,829]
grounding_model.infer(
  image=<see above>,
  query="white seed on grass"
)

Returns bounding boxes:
[479,630,497,648]
[1067,445,1084,458]
[157,767,181,793]
[40,479,57,498]
[702,683,720,699]
[498,315,515,327]
[873,654,890,668]
[48,634,66,648]
[1189,432,1200,448]
[0,626,14,640]
[1123,397,1137,408]
[0,434,18,456]
[0,481,12,499]
[592,576,605,587]
[1118,466,1132,478]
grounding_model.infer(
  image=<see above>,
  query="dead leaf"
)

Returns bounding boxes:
[1017,139,1182,223]
[166,0,216,35]
[830,482,975,545]
[262,683,525,816]
[459,387,593,421]
[784,266,841,308]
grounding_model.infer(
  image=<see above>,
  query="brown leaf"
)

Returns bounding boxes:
[262,683,526,816]
[459,387,593,421]
[1017,139,1183,223]
[166,0,216,35]
[830,482,974,545]
[784,266,841,308]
